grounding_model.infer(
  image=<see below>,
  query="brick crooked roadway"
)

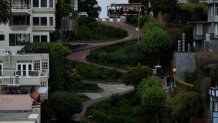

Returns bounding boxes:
[66,19,141,64]
[66,19,141,121]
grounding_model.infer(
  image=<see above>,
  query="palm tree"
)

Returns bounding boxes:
[0,0,12,24]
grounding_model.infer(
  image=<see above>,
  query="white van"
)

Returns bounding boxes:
[78,12,88,17]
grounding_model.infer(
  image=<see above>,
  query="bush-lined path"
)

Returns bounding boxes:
[66,20,141,121]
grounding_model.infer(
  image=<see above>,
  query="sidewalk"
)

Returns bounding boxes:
[73,83,134,121]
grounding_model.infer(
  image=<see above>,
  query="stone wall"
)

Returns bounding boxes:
[174,52,196,80]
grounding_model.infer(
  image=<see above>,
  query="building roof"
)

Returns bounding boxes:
[0,111,38,122]
[0,121,35,123]
[192,21,209,24]
[0,94,33,111]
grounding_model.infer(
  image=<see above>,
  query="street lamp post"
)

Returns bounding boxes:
[136,8,141,51]
[74,0,86,35]
[173,66,176,87]
[136,6,141,42]
[137,9,140,43]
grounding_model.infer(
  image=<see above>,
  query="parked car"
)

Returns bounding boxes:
[78,12,88,17]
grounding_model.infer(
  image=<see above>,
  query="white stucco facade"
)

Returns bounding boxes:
[0,0,56,53]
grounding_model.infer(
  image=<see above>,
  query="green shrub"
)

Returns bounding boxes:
[21,42,56,53]
[66,60,122,81]
[110,93,120,105]
[137,77,161,96]
[86,92,144,123]
[91,110,109,122]
[76,17,128,40]
[109,115,134,123]
[167,24,193,50]
[170,91,203,121]
[184,71,197,84]
[78,17,97,26]
[50,30,61,42]
[126,15,149,27]
[131,106,144,116]
[122,66,152,88]
[88,41,143,67]
[82,83,100,91]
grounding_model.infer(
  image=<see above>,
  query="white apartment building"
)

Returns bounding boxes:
[0,0,56,53]
[0,50,49,100]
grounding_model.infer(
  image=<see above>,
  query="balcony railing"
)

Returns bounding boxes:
[208,0,218,3]
[0,77,19,86]
[12,5,30,9]
[199,0,208,3]
[177,0,190,3]
[0,70,48,77]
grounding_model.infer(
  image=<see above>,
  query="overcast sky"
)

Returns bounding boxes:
[97,0,128,18]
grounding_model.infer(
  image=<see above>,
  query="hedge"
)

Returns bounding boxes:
[175,77,193,89]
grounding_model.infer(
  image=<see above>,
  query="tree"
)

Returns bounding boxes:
[149,0,173,18]
[56,0,72,29]
[141,18,171,64]
[0,0,11,24]
[170,92,203,122]
[137,77,161,95]
[178,3,207,21]
[48,91,82,121]
[141,18,171,55]
[137,77,166,122]
[122,66,152,89]
[49,43,71,92]
[64,67,81,92]
[78,0,101,18]
[141,87,166,111]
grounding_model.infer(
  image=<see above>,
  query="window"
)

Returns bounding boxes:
[41,17,47,26]
[215,24,218,35]
[17,60,32,63]
[33,0,39,7]
[211,7,214,16]
[33,108,40,112]
[0,63,3,76]
[49,17,53,26]
[216,7,218,16]
[41,0,47,7]
[40,81,47,87]
[33,35,40,42]
[214,102,218,111]
[9,34,30,46]
[41,35,47,42]
[33,35,48,42]
[16,63,32,76]
[197,24,203,35]
[33,17,39,26]
[0,35,4,41]
[33,17,49,26]
[42,59,48,70]
[49,0,53,7]
[34,60,40,70]
[9,15,30,26]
